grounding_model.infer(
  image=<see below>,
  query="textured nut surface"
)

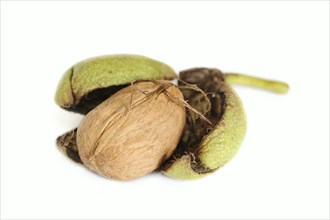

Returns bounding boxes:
[77,81,186,180]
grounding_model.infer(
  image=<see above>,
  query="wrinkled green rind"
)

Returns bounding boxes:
[199,85,246,169]
[55,54,176,108]
[162,83,246,179]
[161,155,209,180]
[54,68,74,108]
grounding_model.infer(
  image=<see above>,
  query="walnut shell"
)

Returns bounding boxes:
[76,81,186,180]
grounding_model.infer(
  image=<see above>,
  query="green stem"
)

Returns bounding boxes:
[224,73,289,94]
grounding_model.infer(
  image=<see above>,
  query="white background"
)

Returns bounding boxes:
[1,1,329,220]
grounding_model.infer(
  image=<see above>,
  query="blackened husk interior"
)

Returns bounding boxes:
[65,84,128,114]
[162,68,227,173]
[56,128,82,163]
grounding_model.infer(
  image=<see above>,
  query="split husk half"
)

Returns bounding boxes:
[54,54,176,114]
[162,68,246,179]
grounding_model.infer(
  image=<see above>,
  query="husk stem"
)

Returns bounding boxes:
[224,73,289,94]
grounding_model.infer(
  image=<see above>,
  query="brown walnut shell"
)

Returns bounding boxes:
[76,81,186,180]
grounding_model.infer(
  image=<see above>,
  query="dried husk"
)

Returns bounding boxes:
[76,81,186,180]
